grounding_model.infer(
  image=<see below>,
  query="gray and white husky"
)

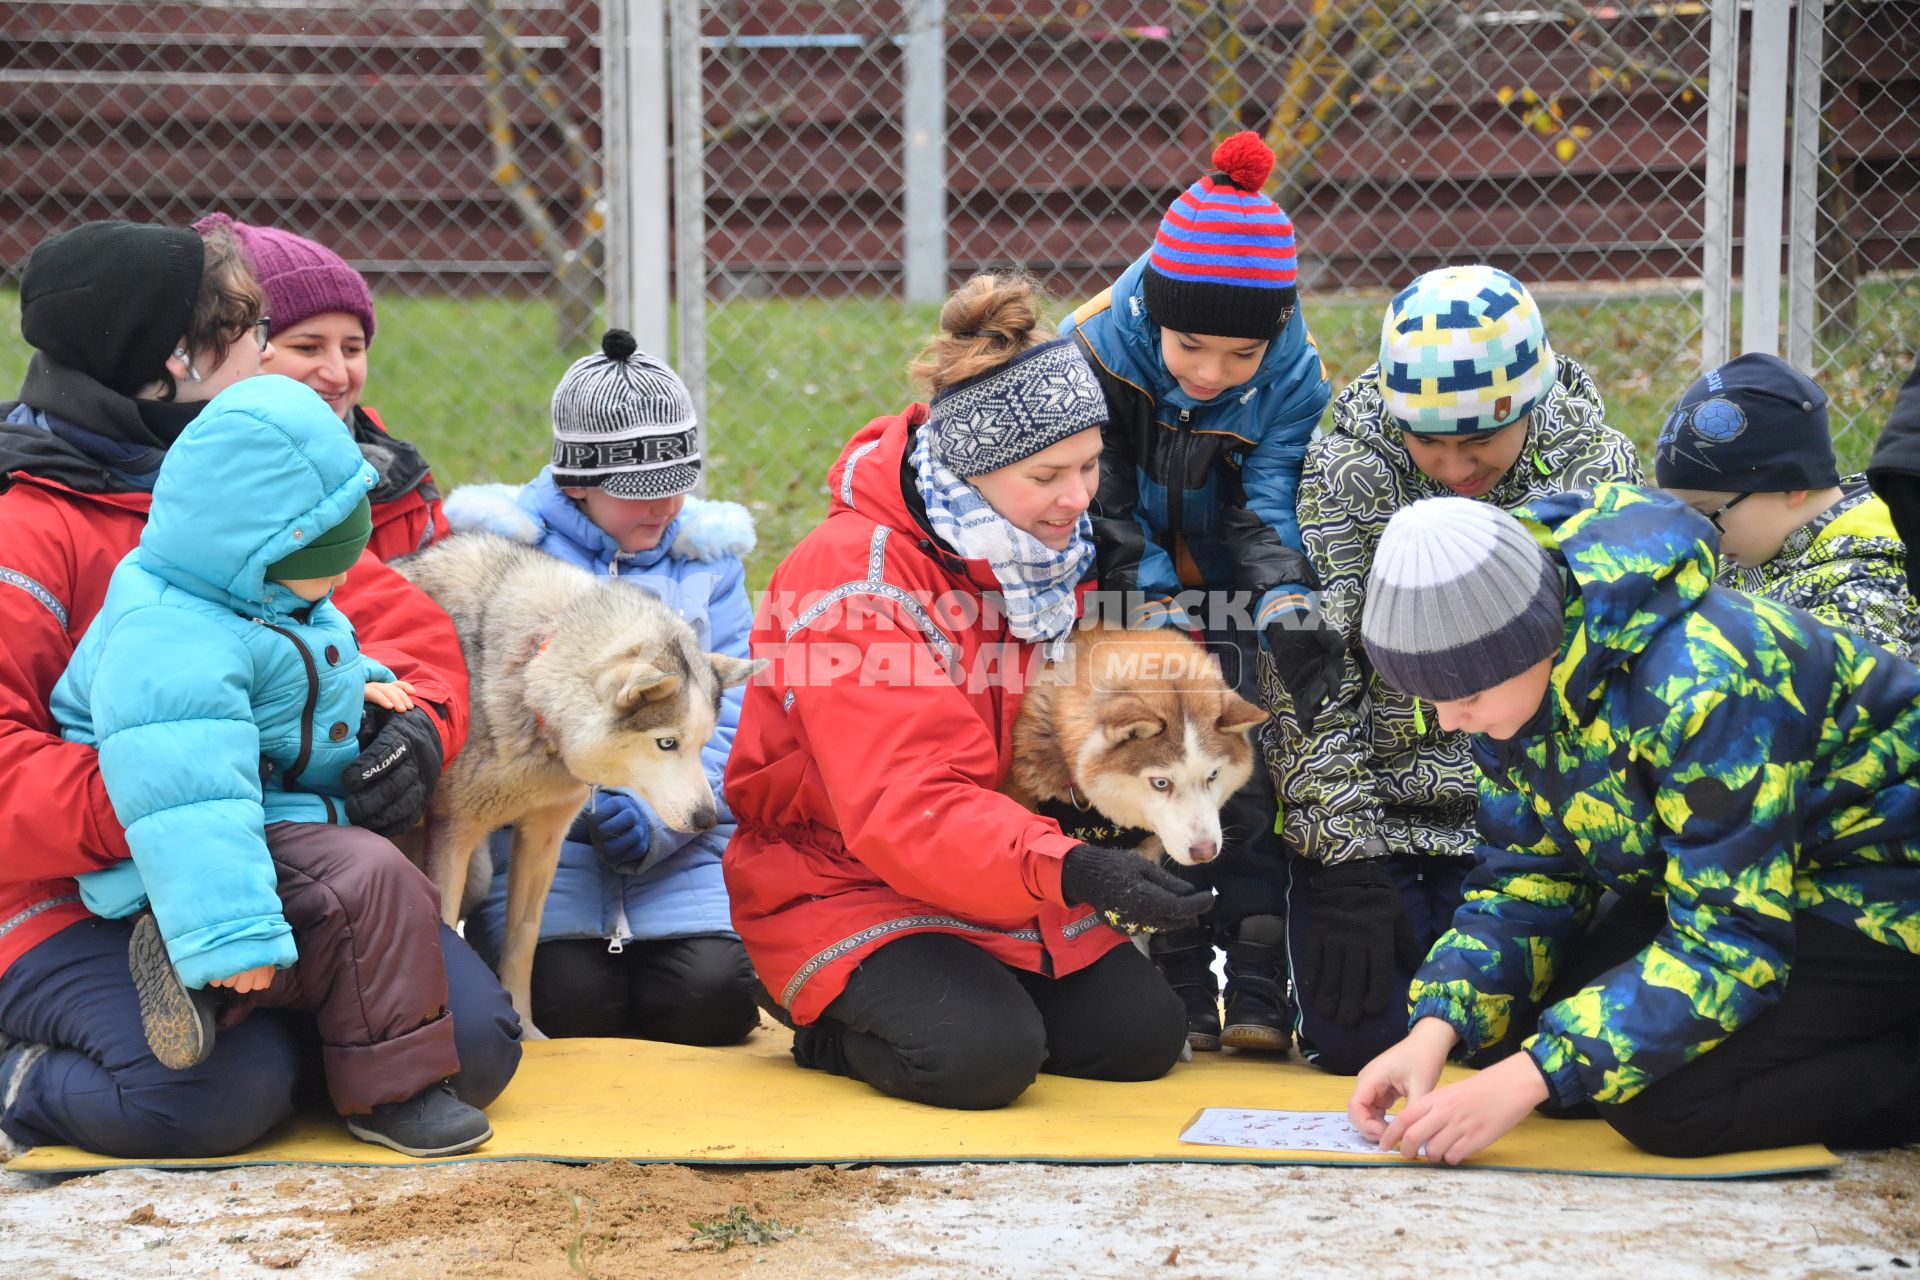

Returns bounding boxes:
[393,533,763,1034]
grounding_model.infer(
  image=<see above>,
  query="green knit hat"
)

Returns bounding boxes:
[266,495,372,581]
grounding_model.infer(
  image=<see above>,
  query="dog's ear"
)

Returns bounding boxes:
[1100,701,1166,746]
[710,653,767,690]
[596,659,682,712]
[1217,691,1269,736]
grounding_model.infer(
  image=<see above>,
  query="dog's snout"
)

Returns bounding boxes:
[688,804,717,832]
[1186,840,1219,864]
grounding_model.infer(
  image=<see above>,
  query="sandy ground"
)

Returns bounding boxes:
[5,1149,1920,1279]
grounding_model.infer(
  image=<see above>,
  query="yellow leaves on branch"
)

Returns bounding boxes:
[1496,84,1592,164]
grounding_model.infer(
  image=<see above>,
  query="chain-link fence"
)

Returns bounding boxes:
[1794,0,1920,443]
[4,2,1917,587]
[0,0,605,489]
[693,1,1727,575]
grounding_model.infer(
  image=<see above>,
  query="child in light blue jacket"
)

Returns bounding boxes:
[451,330,759,1045]
[51,375,492,1158]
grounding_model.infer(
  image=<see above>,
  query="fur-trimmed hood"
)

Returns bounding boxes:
[445,469,754,569]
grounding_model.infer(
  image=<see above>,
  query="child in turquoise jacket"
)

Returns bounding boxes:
[52,375,492,1158]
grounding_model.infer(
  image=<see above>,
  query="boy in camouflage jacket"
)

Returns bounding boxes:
[1347,484,1920,1163]
[1659,352,1918,659]
[1263,267,1642,1073]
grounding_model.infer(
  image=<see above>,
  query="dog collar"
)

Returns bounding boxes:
[1033,794,1155,852]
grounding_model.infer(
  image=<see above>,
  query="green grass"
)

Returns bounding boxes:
[3,280,1913,589]
[687,1204,795,1251]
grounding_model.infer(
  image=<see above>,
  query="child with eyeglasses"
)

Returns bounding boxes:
[1657,352,1919,660]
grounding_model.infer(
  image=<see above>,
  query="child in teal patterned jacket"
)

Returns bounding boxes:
[1346,484,1920,1162]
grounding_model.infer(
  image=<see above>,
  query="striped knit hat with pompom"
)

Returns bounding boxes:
[1142,131,1300,342]
[549,329,701,499]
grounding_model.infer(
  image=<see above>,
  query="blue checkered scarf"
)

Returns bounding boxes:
[911,424,1093,658]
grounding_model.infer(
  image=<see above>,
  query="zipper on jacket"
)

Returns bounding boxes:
[1413,700,1427,735]
[608,898,631,954]
[253,618,322,791]
[1165,409,1192,555]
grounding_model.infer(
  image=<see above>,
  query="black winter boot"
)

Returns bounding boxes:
[346,1082,492,1158]
[1149,927,1222,1052]
[1220,914,1293,1054]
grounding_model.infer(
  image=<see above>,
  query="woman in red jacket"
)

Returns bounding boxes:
[0,220,519,1160]
[724,274,1210,1110]
[194,214,445,561]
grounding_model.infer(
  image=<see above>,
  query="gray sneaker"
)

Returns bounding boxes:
[129,913,219,1071]
[345,1083,492,1158]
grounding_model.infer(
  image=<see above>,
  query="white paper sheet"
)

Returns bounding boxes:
[1178,1107,1385,1154]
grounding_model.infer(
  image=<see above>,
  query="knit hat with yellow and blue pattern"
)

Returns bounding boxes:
[1378,266,1552,436]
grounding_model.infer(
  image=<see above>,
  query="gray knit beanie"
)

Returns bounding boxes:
[1361,496,1564,701]
[550,329,700,499]
[926,337,1107,478]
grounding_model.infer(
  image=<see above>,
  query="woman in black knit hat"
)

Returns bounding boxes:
[0,220,522,1161]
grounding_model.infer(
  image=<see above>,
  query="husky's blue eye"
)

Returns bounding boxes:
[1150,777,1171,791]
[656,737,678,751]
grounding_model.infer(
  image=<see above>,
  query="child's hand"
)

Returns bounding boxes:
[208,964,278,994]
[364,679,416,714]
[1375,1051,1550,1166]
[1346,1016,1458,1142]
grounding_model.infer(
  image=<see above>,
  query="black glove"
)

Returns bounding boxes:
[1298,859,1422,1027]
[1265,605,1348,738]
[1060,844,1215,935]
[343,705,446,836]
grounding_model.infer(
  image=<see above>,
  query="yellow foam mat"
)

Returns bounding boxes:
[8,1030,1835,1179]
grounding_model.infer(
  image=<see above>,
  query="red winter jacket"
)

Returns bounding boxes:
[722,406,1125,1025]
[0,473,469,981]
[354,405,446,562]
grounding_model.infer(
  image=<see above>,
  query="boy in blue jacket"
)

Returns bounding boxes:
[449,330,759,1046]
[1058,132,1332,1053]
[51,375,492,1158]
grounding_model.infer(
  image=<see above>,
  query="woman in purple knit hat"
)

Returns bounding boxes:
[194,214,445,561]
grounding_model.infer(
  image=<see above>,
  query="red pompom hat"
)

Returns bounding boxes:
[1142,131,1300,342]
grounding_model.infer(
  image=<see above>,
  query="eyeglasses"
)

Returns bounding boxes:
[226,316,272,352]
[1703,492,1751,534]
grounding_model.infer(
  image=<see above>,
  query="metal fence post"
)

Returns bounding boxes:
[603,0,673,357]
[1741,0,1792,357]
[1786,0,1827,372]
[671,0,708,430]
[901,0,947,305]
[1702,0,1741,368]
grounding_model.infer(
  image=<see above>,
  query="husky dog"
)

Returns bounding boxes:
[393,533,763,1034]
[1005,622,1268,867]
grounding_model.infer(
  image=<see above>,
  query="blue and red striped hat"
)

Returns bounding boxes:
[1142,132,1299,342]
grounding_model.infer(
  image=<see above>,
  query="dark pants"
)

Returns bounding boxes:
[217,822,458,1113]
[1486,893,1920,1157]
[528,934,759,1046]
[789,932,1187,1110]
[0,910,522,1159]
[1286,853,1472,1075]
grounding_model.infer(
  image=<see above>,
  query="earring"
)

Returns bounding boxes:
[173,349,202,383]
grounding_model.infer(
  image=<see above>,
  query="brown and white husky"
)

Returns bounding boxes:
[1004,622,1269,867]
